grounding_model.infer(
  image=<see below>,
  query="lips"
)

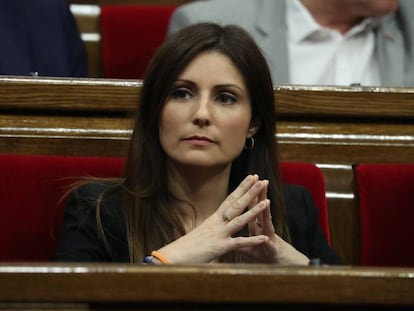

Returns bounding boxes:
[184,135,215,146]
[186,135,213,142]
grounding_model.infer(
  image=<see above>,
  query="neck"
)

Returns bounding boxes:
[167,163,231,229]
[300,0,363,34]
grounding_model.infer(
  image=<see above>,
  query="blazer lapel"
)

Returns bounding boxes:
[254,0,289,84]
[376,13,404,86]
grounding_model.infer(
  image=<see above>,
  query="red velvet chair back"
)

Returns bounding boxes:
[355,163,414,267]
[0,154,125,261]
[100,5,177,79]
[0,155,329,261]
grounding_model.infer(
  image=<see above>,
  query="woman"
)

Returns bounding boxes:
[54,23,340,265]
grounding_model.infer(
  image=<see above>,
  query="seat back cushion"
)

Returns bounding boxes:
[101,5,177,79]
[0,154,124,261]
[356,163,414,267]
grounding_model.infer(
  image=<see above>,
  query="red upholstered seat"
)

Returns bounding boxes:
[355,163,414,267]
[280,162,330,244]
[100,5,177,79]
[0,154,329,261]
[0,154,124,261]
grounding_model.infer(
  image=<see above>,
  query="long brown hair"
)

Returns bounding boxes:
[99,23,289,262]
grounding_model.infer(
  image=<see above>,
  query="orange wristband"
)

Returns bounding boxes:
[151,250,169,264]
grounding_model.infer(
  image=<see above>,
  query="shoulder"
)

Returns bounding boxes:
[174,0,256,13]
[387,1,414,27]
[170,0,241,24]
[168,0,275,33]
[65,182,126,233]
[22,0,68,20]
[55,182,128,262]
[398,1,414,34]
[70,182,114,201]
[399,0,414,13]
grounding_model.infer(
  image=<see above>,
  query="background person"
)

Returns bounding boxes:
[0,0,88,77]
[168,0,414,86]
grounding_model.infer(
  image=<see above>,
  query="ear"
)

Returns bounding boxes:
[247,118,261,138]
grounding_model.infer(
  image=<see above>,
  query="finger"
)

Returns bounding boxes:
[258,179,269,202]
[262,200,275,237]
[225,235,269,253]
[248,178,264,211]
[218,174,258,214]
[253,180,268,230]
[223,180,268,221]
[247,186,260,234]
[247,180,262,236]
[226,199,267,233]
[248,216,264,237]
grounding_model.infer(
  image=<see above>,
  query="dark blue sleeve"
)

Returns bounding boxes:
[283,184,341,265]
[0,0,88,77]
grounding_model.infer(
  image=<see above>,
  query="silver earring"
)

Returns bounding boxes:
[244,137,255,150]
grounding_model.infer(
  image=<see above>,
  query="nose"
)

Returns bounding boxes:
[192,95,211,127]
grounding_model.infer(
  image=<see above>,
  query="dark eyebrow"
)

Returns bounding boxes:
[214,84,244,93]
[174,79,195,86]
[175,79,245,94]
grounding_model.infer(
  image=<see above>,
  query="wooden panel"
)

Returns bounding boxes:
[71,4,102,78]
[277,121,414,163]
[318,166,357,265]
[0,264,413,310]
[74,11,101,34]
[275,85,414,118]
[0,114,131,156]
[0,76,140,111]
[2,77,414,118]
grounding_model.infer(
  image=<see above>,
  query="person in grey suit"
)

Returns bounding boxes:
[168,0,414,87]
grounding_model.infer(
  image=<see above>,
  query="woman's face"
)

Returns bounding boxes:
[159,51,256,169]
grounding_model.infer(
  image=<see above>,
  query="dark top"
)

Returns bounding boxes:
[0,0,88,77]
[54,183,341,265]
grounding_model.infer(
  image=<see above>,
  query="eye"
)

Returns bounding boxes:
[170,88,193,101]
[216,92,237,105]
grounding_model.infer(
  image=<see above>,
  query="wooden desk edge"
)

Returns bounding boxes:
[0,263,413,305]
[2,76,414,119]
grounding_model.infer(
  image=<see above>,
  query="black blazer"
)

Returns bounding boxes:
[54,183,341,265]
[0,0,88,77]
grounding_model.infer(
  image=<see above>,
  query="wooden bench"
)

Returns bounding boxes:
[0,263,413,310]
[1,76,413,265]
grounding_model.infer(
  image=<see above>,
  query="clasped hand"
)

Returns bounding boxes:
[157,174,309,265]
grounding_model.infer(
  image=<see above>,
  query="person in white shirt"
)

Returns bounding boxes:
[168,0,414,87]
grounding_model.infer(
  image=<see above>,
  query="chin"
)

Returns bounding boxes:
[382,0,399,13]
